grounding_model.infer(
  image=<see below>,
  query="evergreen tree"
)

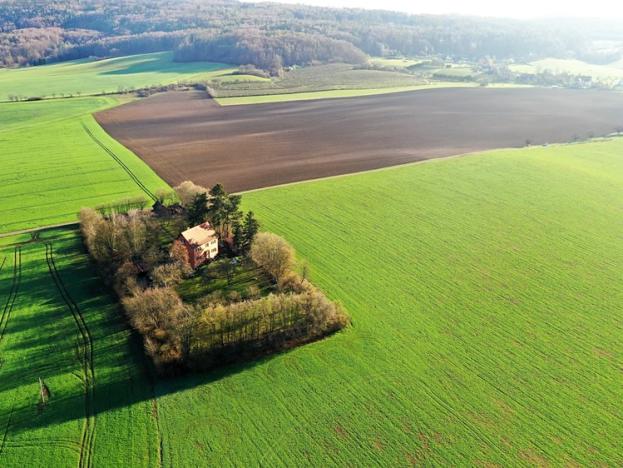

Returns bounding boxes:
[187,192,209,226]
[243,211,260,252]
[232,220,245,254]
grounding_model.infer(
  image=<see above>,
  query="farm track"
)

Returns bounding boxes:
[0,222,79,240]
[0,247,21,346]
[0,406,14,456]
[45,243,96,468]
[0,248,20,459]
[81,122,156,202]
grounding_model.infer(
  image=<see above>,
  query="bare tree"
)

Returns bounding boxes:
[250,232,295,286]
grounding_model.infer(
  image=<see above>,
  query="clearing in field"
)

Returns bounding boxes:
[96,87,623,193]
[154,137,623,466]
[0,228,160,466]
[0,51,232,101]
[0,97,168,234]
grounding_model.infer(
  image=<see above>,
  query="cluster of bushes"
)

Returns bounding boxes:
[192,280,348,370]
[190,231,348,370]
[79,181,348,374]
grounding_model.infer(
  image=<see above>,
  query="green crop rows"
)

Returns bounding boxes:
[0,51,232,101]
[0,97,168,234]
[152,139,623,466]
[0,228,160,466]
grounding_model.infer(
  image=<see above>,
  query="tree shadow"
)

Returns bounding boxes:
[0,223,331,459]
[3,332,280,438]
[0,231,288,440]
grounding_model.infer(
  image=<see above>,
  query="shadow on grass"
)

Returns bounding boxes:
[2,332,277,439]
[0,229,289,439]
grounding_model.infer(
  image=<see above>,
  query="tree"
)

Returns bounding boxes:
[222,194,242,238]
[250,232,294,286]
[243,212,259,248]
[155,188,175,204]
[170,240,192,276]
[187,192,209,225]
[206,184,243,237]
[232,220,245,254]
[152,263,184,288]
[207,183,227,232]
[233,211,259,255]
[175,180,207,206]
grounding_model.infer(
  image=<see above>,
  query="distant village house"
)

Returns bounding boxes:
[179,222,219,269]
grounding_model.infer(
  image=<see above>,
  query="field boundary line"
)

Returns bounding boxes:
[0,222,79,239]
[0,247,21,345]
[45,243,96,468]
[81,121,157,202]
[238,152,477,195]
[238,137,621,195]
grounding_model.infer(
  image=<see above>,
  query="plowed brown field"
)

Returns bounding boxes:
[96,88,623,192]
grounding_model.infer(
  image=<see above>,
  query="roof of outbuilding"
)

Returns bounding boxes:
[181,222,217,246]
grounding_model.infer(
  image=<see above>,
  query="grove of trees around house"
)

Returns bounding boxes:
[79,180,349,374]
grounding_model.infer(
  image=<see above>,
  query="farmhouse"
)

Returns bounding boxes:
[179,222,219,268]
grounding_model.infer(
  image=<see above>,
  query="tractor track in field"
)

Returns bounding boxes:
[45,243,96,468]
[0,249,20,458]
[81,122,157,202]
[0,405,15,457]
[0,247,21,346]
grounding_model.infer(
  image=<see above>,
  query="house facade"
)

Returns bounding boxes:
[179,222,219,269]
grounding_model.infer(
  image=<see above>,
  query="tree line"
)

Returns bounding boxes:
[174,31,367,75]
[1,0,621,69]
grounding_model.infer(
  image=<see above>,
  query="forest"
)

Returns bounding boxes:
[1,0,622,69]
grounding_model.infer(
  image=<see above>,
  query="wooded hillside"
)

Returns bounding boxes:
[1,0,622,69]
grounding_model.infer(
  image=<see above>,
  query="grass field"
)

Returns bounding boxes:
[152,138,623,465]
[0,228,160,466]
[510,57,623,80]
[0,97,168,234]
[0,51,233,101]
[177,257,275,304]
[370,57,424,68]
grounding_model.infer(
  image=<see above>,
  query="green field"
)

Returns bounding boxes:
[0,51,233,101]
[510,57,623,81]
[0,228,160,466]
[0,97,168,234]
[370,57,425,68]
[1,133,622,465]
[152,138,623,465]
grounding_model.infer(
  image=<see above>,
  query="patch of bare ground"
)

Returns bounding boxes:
[96,88,623,192]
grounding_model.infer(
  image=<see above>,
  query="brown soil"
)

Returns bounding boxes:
[96,88,623,192]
